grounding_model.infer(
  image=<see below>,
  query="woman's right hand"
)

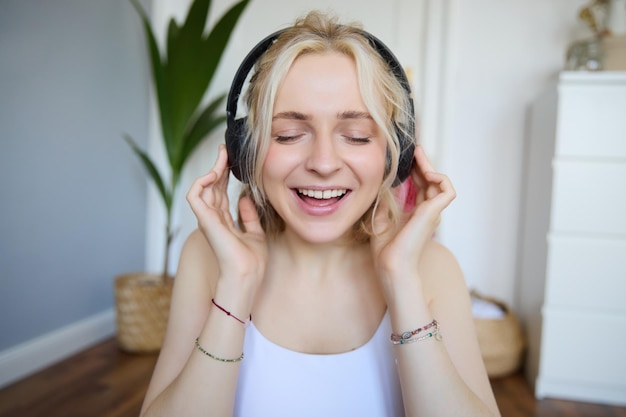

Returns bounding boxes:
[186,144,268,290]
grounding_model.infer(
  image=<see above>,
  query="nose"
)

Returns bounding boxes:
[304,134,343,176]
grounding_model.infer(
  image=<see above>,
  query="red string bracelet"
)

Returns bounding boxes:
[212,299,251,327]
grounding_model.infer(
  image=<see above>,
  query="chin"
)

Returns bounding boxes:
[289,222,358,245]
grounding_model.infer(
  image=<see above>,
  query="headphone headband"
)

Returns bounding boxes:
[226,30,284,131]
[225,27,415,186]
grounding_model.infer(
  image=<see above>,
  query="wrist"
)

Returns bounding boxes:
[379,268,423,298]
[382,274,433,331]
[213,279,257,320]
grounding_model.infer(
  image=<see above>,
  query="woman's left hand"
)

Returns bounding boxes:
[370,145,456,284]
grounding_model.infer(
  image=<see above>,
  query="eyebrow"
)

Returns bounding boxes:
[272,111,309,121]
[337,111,373,120]
[272,110,373,121]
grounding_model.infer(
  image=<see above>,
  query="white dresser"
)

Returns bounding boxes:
[518,72,626,405]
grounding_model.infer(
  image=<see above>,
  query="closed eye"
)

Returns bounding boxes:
[274,134,304,143]
[343,136,371,144]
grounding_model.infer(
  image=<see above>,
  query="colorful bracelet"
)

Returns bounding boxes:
[212,298,251,327]
[391,323,442,345]
[390,319,439,343]
[195,337,244,363]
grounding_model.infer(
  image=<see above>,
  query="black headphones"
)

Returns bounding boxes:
[225,28,415,186]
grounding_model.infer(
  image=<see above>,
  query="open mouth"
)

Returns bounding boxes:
[297,189,347,199]
[296,188,349,205]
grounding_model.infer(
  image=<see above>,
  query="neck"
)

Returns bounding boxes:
[266,231,372,285]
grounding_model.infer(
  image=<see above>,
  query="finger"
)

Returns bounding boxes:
[414,145,436,174]
[239,196,265,236]
[221,194,236,231]
[209,146,230,208]
[218,148,238,229]
[408,166,427,209]
[412,146,454,204]
[372,197,396,242]
[413,145,440,194]
[426,183,439,200]
[212,169,232,219]
[211,144,229,179]
[187,171,218,211]
[410,155,427,191]
[187,168,231,227]
[200,145,233,220]
[410,147,433,198]
[189,146,227,206]
[188,188,233,247]
[420,171,456,210]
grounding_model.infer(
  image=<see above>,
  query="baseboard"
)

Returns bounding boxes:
[0,309,116,389]
[536,377,626,406]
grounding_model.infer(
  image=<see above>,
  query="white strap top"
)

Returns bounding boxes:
[233,313,404,417]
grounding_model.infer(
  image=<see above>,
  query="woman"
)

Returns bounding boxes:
[140,11,500,417]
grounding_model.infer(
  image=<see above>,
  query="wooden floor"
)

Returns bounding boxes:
[1,337,625,417]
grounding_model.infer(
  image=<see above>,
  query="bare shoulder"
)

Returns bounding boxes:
[141,229,218,413]
[176,228,220,294]
[162,228,220,342]
[418,239,472,330]
[419,239,466,301]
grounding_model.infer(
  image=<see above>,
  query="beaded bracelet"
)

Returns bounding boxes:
[391,324,442,345]
[195,337,244,363]
[212,298,251,328]
[390,319,438,343]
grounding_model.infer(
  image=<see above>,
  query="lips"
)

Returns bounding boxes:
[297,188,347,199]
[294,188,350,213]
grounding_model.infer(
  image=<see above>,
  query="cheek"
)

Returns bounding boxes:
[261,144,299,184]
[350,147,388,182]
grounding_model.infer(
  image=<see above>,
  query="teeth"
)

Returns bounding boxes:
[298,189,347,200]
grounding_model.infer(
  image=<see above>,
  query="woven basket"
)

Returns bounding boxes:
[472,291,526,378]
[114,273,174,353]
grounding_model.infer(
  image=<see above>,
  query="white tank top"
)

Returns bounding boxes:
[233,313,404,417]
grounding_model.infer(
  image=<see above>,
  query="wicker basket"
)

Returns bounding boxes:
[472,291,526,378]
[114,273,174,353]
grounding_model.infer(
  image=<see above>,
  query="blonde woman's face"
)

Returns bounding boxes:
[261,52,387,243]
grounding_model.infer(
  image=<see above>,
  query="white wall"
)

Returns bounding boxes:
[437,0,590,306]
[144,0,593,309]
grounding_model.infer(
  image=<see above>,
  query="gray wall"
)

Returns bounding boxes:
[0,0,150,350]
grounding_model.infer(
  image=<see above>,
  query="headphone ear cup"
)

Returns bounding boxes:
[394,141,415,186]
[225,117,248,183]
[393,122,416,187]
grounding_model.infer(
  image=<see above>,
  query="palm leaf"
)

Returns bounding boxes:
[124,134,172,211]
[129,0,174,160]
[166,18,181,71]
[165,0,249,171]
[200,0,250,90]
[181,0,211,39]
[175,93,228,174]
[126,0,249,277]
[163,1,212,162]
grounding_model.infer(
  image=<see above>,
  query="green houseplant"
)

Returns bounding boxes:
[115,0,250,352]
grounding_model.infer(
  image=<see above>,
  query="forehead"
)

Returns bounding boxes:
[273,51,367,114]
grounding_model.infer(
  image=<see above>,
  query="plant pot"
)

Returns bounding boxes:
[114,272,174,353]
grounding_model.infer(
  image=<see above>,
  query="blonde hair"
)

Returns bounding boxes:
[238,11,416,240]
